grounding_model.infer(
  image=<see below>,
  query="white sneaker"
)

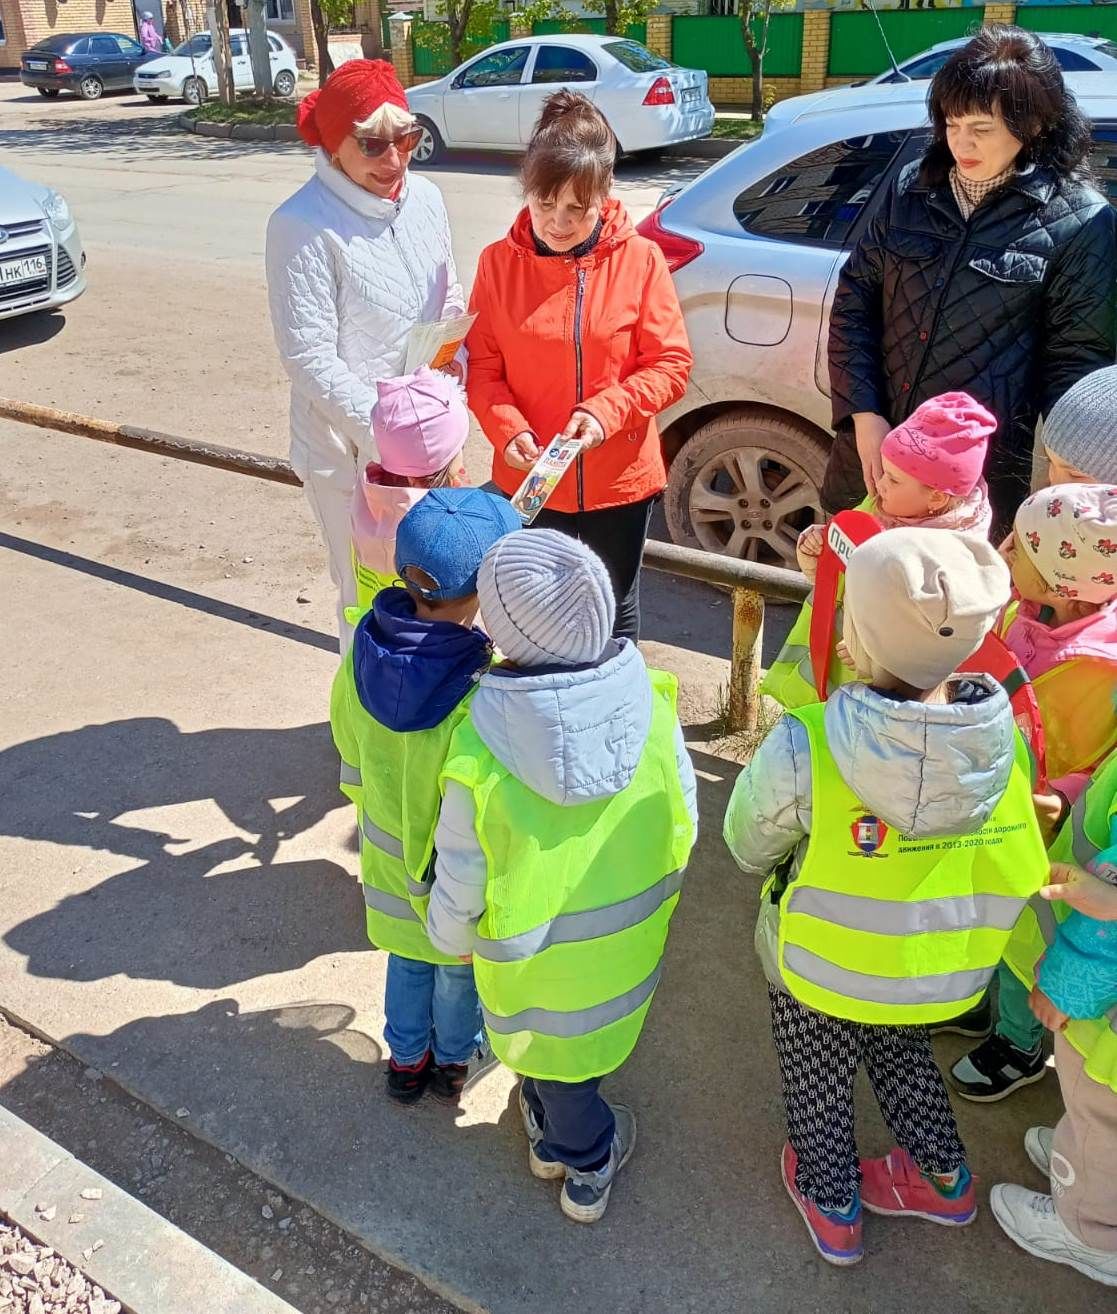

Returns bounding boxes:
[1024,1126,1055,1177]
[991,1184,1117,1287]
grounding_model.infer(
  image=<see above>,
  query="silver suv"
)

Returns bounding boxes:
[639,74,1117,566]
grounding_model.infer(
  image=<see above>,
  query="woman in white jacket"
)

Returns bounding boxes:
[266,60,465,651]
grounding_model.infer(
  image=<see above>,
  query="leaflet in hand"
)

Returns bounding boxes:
[403,313,477,374]
[510,434,584,525]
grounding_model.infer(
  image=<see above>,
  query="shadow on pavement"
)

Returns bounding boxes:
[1,716,364,987]
[0,309,67,353]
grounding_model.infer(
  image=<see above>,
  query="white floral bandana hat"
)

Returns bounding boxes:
[1015,482,1117,604]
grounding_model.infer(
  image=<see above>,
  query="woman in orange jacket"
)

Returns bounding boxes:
[466,90,693,640]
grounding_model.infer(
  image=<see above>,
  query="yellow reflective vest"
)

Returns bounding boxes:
[439,670,696,1081]
[776,702,1047,1025]
[329,648,466,966]
[1004,747,1117,1093]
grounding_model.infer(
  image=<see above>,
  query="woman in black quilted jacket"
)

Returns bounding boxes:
[825,26,1117,536]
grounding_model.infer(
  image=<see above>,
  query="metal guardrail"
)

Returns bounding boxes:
[0,398,810,734]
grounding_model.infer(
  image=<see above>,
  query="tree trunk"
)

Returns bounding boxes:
[245,0,272,97]
[207,0,236,105]
[309,0,335,87]
[448,0,471,68]
[750,62,763,122]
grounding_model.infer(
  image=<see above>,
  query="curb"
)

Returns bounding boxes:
[0,1105,299,1314]
[178,111,302,144]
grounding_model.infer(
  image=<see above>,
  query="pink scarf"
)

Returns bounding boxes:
[871,479,993,538]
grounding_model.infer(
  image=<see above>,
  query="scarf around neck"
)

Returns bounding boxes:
[949,164,1015,220]
[872,479,993,537]
[532,218,604,259]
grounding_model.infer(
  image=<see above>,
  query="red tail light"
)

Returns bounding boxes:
[53,59,72,74]
[642,76,675,107]
[635,203,703,273]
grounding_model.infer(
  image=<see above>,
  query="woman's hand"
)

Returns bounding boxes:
[853,412,892,498]
[504,432,541,471]
[1042,861,1117,920]
[1029,983,1069,1032]
[561,409,606,450]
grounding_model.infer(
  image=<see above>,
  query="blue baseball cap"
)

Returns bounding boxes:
[394,487,521,601]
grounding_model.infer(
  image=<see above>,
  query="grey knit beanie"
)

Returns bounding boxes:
[477,529,615,667]
[1043,366,1117,484]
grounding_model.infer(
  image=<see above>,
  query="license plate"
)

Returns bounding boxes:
[27,60,49,70]
[682,87,701,103]
[0,255,48,287]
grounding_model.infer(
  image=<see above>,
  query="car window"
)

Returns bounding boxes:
[603,40,671,73]
[1089,125,1117,208]
[268,35,283,52]
[458,46,529,88]
[896,52,950,80]
[90,35,120,56]
[1101,42,1117,61]
[1054,48,1099,73]
[114,36,143,55]
[230,36,248,56]
[733,132,908,249]
[532,45,596,84]
[64,38,90,56]
[175,34,212,57]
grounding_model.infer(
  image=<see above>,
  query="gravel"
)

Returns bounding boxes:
[0,1219,120,1314]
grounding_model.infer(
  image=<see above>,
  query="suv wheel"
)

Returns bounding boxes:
[183,76,208,106]
[273,69,296,96]
[78,74,104,100]
[412,117,443,165]
[664,409,827,568]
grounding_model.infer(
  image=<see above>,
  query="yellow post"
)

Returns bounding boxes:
[983,4,1017,26]
[800,9,831,95]
[646,15,672,62]
[510,14,532,40]
[728,587,764,734]
[389,13,415,89]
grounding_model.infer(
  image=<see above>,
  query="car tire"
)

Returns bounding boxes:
[664,409,828,568]
[146,93,168,102]
[273,70,296,97]
[183,76,208,106]
[78,75,104,101]
[38,87,61,98]
[412,117,444,166]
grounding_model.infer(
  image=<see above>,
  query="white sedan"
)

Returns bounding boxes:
[132,29,298,104]
[406,34,714,162]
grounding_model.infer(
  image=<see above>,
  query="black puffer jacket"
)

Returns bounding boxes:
[825,159,1117,533]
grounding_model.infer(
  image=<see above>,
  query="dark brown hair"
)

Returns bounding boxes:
[924,25,1092,183]
[520,89,615,210]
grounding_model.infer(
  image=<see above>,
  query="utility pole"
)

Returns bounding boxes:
[245,0,272,96]
[206,0,236,104]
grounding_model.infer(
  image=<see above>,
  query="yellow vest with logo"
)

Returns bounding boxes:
[439,670,696,1082]
[330,649,467,966]
[1004,747,1117,1093]
[777,702,1047,1025]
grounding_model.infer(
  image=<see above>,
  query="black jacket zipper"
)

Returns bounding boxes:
[574,265,587,511]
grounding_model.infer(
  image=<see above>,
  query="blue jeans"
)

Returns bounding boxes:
[383,955,482,1067]
[521,1075,616,1171]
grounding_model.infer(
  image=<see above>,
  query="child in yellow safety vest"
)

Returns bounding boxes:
[951,484,1117,1104]
[763,392,995,709]
[426,530,698,1225]
[350,367,469,616]
[330,487,520,1105]
[724,528,1046,1267]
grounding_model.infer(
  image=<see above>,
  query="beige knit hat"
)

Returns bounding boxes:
[842,528,1010,690]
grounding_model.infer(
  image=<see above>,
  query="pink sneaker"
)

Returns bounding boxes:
[780,1143,863,1266]
[860,1148,976,1226]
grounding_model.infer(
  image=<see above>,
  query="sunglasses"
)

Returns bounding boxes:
[356,127,424,159]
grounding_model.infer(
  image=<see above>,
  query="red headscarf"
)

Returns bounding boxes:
[296,59,409,154]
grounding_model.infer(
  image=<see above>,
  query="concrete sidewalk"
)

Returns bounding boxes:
[0,423,1087,1313]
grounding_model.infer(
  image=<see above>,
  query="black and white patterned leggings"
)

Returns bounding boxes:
[768,985,967,1212]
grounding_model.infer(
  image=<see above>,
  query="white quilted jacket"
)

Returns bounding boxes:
[265,150,464,479]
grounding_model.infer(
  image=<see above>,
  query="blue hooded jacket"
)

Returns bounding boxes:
[352,587,492,733]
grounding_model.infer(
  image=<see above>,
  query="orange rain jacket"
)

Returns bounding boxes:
[466,197,692,514]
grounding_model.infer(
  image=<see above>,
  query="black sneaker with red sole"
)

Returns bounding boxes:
[386,1052,433,1104]
[429,1062,469,1105]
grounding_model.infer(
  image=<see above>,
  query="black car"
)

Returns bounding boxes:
[20,33,159,101]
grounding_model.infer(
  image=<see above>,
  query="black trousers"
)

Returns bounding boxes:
[769,986,967,1212]
[520,1075,615,1171]
[532,496,655,643]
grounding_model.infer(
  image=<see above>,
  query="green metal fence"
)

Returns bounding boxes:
[827,7,984,78]
[671,13,804,79]
[1016,4,1117,42]
[412,17,511,78]
[531,17,648,44]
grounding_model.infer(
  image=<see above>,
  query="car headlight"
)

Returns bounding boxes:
[41,190,72,231]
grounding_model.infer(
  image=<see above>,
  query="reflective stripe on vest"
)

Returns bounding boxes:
[363,883,420,923]
[340,761,361,787]
[777,701,1046,1025]
[475,870,684,964]
[361,811,404,861]
[483,966,661,1038]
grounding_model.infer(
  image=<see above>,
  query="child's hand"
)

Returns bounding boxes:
[1033,790,1068,840]
[835,639,854,669]
[1029,984,1069,1032]
[1042,861,1117,920]
[458,954,473,964]
[796,525,824,581]
[504,432,541,471]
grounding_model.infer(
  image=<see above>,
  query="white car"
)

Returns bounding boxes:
[406,34,714,162]
[133,29,298,104]
[0,166,85,322]
[866,31,1117,85]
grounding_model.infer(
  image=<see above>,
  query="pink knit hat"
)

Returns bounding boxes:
[372,367,468,477]
[881,392,996,497]
[1014,483,1117,604]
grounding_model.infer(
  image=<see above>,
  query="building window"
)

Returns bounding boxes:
[0,14,6,43]
[266,0,295,22]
